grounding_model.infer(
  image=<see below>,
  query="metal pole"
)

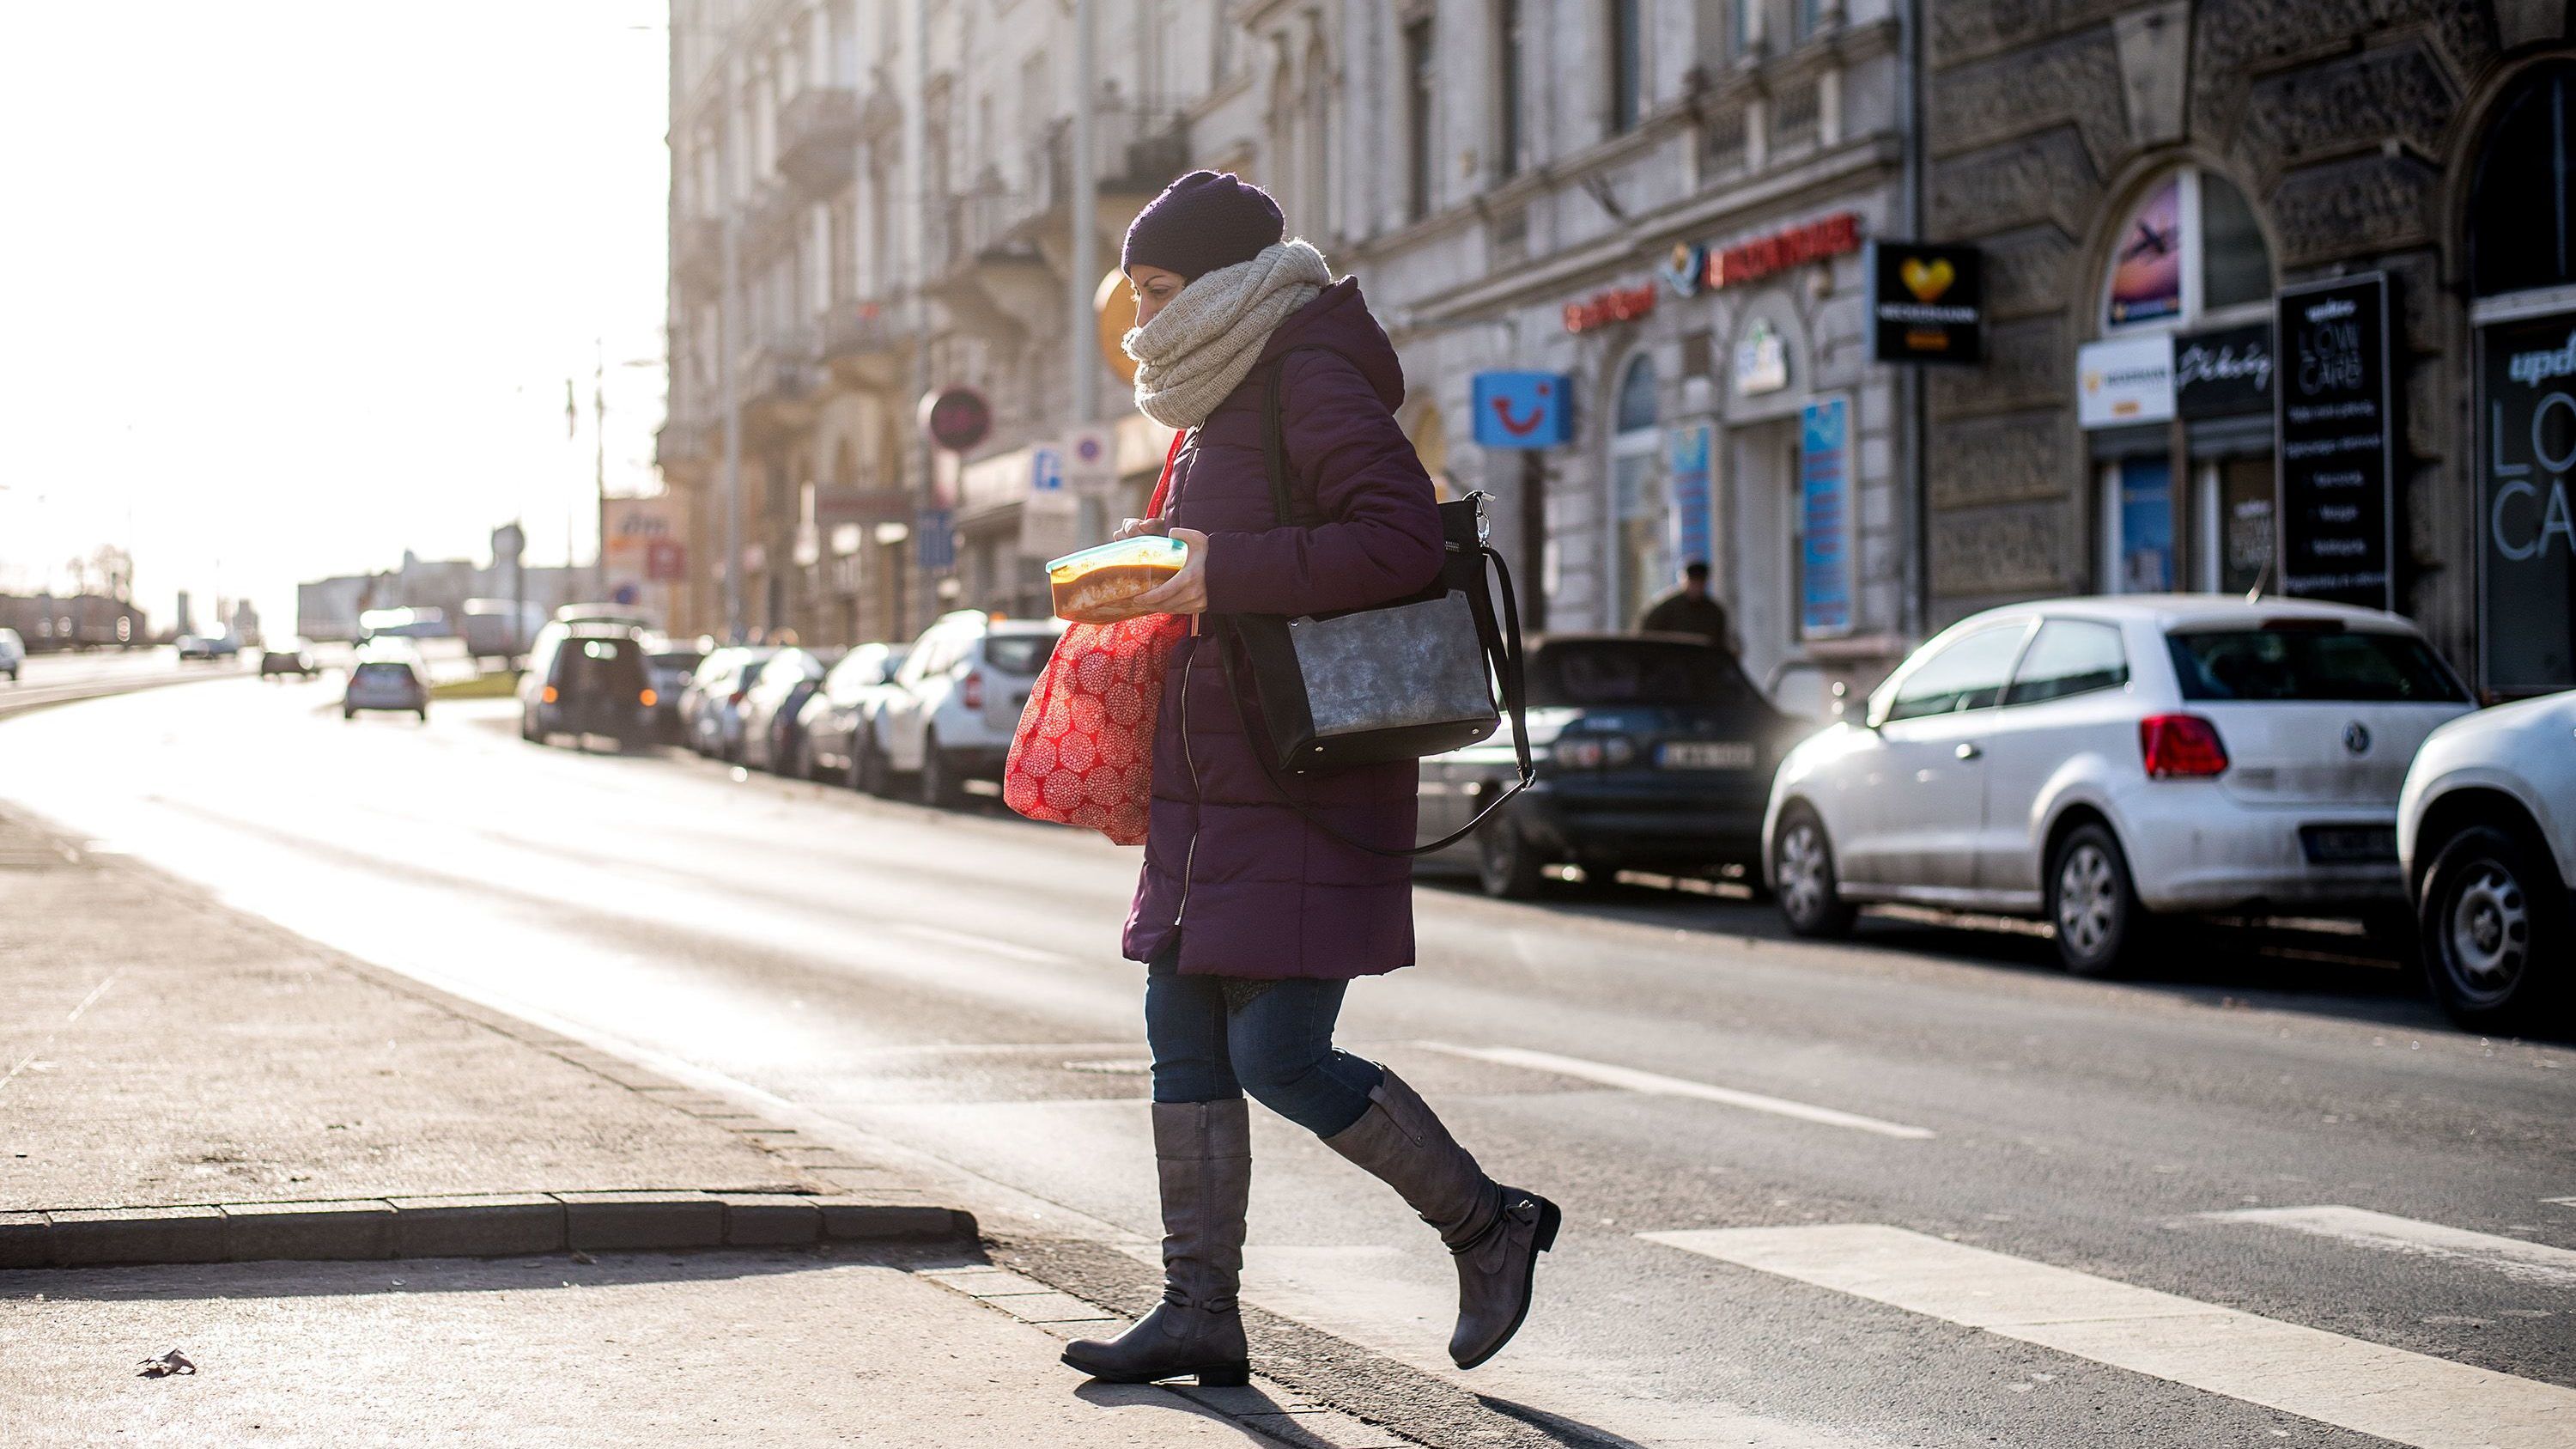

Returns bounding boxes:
[593,341,608,603]
[720,59,744,644]
[903,0,930,641]
[1070,0,1098,429]
[1897,0,1927,645]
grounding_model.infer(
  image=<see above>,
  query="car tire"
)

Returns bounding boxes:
[920,731,957,807]
[2418,824,2569,1036]
[857,729,890,796]
[1477,817,1548,899]
[2047,822,2148,977]
[415,709,428,723]
[342,708,355,721]
[1773,807,1855,939]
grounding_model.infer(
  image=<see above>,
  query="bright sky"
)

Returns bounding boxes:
[0,2,671,636]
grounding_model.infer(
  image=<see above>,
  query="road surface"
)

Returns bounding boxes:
[4,676,2569,1448]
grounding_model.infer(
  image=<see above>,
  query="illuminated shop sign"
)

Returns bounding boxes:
[1563,283,1658,333]
[1704,212,1862,291]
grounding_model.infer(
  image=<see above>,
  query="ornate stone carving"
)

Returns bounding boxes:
[1930,0,2056,69]
[1930,317,2067,418]
[1978,226,2080,321]
[1929,31,2123,167]
[1931,127,2102,240]
[2245,44,2454,174]
[2269,153,2438,267]
[2114,3,2192,148]
[1931,502,2075,597]
[1927,411,2077,511]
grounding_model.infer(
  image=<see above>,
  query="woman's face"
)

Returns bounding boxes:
[1127,265,1188,326]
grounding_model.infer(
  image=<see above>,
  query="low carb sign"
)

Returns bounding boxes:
[2477,314,2576,693]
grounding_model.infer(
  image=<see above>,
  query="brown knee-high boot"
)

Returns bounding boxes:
[1060,1099,1252,1386]
[1321,1068,1559,1370]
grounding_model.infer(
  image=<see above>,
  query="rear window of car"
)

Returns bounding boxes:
[354,662,410,683]
[2165,627,2469,703]
[1531,641,1761,708]
[982,634,1060,676]
[557,638,644,694]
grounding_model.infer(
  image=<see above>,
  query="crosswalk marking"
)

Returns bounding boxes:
[1414,1043,1936,1139]
[2203,1205,2576,1288]
[1646,1223,2576,1449]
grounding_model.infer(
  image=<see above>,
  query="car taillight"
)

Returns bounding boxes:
[541,685,558,704]
[961,670,984,709]
[730,687,750,704]
[640,689,657,707]
[1552,735,1632,770]
[2139,714,2228,778]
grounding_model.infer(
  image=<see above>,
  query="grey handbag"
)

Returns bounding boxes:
[1213,346,1534,857]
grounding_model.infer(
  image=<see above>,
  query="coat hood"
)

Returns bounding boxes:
[1257,278,1406,412]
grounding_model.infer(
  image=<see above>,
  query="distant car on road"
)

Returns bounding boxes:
[1764,596,2474,976]
[0,627,21,681]
[2399,689,2575,1034]
[258,640,319,679]
[643,644,705,743]
[343,648,428,721]
[681,647,778,761]
[866,612,1065,804]
[176,633,240,661]
[519,622,653,750]
[799,642,909,784]
[738,648,832,774]
[1416,634,1808,898]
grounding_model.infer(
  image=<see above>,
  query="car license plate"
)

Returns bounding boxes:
[1658,740,1756,770]
[2299,825,2397,864]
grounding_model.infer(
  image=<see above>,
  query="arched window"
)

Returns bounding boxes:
[1611,355,1665,628]
[2470,61,2576,299]
[2094,166,2276,597]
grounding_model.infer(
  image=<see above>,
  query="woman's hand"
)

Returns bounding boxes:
[1110,515,1172,542]
[1127,527,1210,616]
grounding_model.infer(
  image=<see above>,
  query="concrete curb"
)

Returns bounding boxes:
[0,1191,974,1271]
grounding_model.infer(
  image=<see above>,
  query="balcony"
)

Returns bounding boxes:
[926,181,1054,339]
[739,326,823,439]
[777,87,860,194]
[675,213,723,289]
[745,176,802,256]
[1043,106,1191,212]
[820,299,908,389]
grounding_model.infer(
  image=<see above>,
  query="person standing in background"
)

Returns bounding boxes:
[1640,561,1738,655]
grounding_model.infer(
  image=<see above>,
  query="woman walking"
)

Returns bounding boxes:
[1060,172,1559,1389]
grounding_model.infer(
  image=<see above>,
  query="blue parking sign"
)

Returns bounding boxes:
[916,508,956,572]
[1471,372,1573,448]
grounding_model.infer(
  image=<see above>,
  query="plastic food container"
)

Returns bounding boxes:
[1047,536,1188,623]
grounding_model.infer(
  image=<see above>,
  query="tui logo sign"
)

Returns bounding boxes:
[1472,372,1574,449]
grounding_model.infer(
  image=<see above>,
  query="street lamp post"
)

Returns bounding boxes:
[720,79,744,645]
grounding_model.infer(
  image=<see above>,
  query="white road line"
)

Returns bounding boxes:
[893,922,1080,967]
[2202,1205,2576,1288]
[1646,1223,2576,1449]
[1416,1042,1936,1140]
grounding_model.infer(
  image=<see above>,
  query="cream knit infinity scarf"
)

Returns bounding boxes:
[1125,240,1332,429]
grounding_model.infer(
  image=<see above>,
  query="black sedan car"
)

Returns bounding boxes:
[1416,633,1814,898]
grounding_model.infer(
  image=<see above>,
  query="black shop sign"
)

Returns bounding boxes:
[2275,275,2394,610]
[2475,313,2576,694]
[2174,321,2273,418]
[1867,241,1984,363]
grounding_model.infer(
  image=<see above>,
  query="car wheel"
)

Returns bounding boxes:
[2048,822,2146,977]
[1476,817,1548,899]
[342,708,355,721]
[2419,825,2569,1035]
[920,731,957,807]
[856,729,889,795]
[1773,807,1855,939]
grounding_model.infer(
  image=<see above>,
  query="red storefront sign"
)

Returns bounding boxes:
[1563,283,1658,333]
[1704,212,1862,291]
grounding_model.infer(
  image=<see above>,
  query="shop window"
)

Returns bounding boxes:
[2099,457,2175,594]
[2102,167,2272,332]
[2197,455,2275,595]
[1611,355,1667,628]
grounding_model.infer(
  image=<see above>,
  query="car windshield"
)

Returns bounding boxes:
[558,638,643,696]
[1531,640,1763,708]
[982,633,1060,676]
[2166,627,2469,703]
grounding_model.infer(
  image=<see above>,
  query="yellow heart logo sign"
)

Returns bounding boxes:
[1900,257,1955,302]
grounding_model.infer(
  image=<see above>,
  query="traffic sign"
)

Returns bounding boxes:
[1066,425,1115,492]
[916,508,956,572]
[1031,445,1066,493]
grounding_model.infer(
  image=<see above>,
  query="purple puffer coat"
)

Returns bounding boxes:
[1121,280,1444,980]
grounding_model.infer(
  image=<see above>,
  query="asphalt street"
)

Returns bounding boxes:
[3,675,2569,1448]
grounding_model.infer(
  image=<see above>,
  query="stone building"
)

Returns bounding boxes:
[1205,0,1923,704]
[655,0,1229,647]
[1923,0,2576,698]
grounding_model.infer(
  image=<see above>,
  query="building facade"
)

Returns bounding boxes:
[1924,0,2576,698]
[658,2,2576,700]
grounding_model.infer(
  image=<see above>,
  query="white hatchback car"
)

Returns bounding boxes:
[863,611,1066,806]
[1764,596,2475,975]
[2399,689,2575,1034]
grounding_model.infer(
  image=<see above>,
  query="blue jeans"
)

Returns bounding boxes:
[1144,956,1382,1137]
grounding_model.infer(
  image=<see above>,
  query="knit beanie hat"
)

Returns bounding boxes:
[1121,171,1285,282]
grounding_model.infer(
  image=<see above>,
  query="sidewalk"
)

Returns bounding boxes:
[0,803,958,1262]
